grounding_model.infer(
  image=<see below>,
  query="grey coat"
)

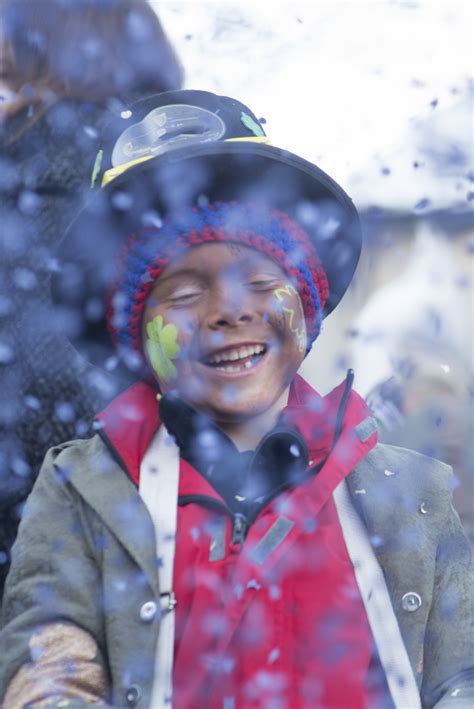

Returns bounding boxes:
[0,435,473,708]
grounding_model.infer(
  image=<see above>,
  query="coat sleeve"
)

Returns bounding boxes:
[423,497,474,708]
[0,445,111,707]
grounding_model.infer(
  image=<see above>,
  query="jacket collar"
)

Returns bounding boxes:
[95,380,160,485]
[95,373,377,486]
[57,435,161,596]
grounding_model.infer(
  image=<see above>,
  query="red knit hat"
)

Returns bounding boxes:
[107,202,329,358]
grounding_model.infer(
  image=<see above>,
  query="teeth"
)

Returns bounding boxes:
[215,359,259,373]
[208,344,265,364]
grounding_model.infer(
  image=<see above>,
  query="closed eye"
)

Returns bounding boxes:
[167,289,203,304]
[248,278,279,291]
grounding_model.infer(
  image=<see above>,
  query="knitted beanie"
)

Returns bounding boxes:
[107,202,329,358]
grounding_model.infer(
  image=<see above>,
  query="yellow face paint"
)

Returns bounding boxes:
[145,315,181,383]
[273,284,307,354]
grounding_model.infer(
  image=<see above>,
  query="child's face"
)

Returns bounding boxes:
[141,242,307,424]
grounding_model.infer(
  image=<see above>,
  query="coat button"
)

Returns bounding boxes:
[402,592,422,612]
[125,684,142,706]
[139,600,157,622]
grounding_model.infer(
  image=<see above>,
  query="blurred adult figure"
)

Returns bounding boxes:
[0,0,183,597]
[355,225,473,542]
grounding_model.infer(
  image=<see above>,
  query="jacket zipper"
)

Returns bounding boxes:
[96,431,253,546]
[178,494,249,546]
[230,513,248,544]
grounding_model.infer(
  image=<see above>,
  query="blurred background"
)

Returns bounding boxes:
[154,0,474,538]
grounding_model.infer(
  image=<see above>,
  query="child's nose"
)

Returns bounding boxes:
[210,310,253,328]
[206,288,254,329]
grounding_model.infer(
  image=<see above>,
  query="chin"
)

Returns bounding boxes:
[208,403,267,424]
[201,391,282,425]
[174,366,292,424]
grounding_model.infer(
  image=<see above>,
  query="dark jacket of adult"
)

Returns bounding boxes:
[0,0,184,597]
[0,99,119,590]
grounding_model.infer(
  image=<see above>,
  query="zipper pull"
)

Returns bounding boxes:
[231,512,248,545]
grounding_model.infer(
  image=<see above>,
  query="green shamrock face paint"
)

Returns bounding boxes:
[273,284,307,354]
[145,315,181,383]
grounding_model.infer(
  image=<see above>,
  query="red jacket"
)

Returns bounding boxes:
[98,374,383,708]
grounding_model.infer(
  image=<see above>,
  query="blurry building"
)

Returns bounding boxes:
[304,93,473,540]
[352,95,473,540]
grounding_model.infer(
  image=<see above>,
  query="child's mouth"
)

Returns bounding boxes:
[202,344,267,373]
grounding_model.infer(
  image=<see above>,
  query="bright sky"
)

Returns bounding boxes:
[152,1,473,394]
[155,0,473,195]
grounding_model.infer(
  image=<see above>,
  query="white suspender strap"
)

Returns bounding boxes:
[139,425,180,708]
[333,480,421,709]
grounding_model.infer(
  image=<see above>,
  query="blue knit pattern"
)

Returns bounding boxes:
[111,203,322,354]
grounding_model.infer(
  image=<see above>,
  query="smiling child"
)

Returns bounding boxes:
[141,236,309,449]
[1,91,472,709]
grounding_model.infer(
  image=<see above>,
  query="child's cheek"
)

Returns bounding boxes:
[144,313,182,384]
[271,284,307,354]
